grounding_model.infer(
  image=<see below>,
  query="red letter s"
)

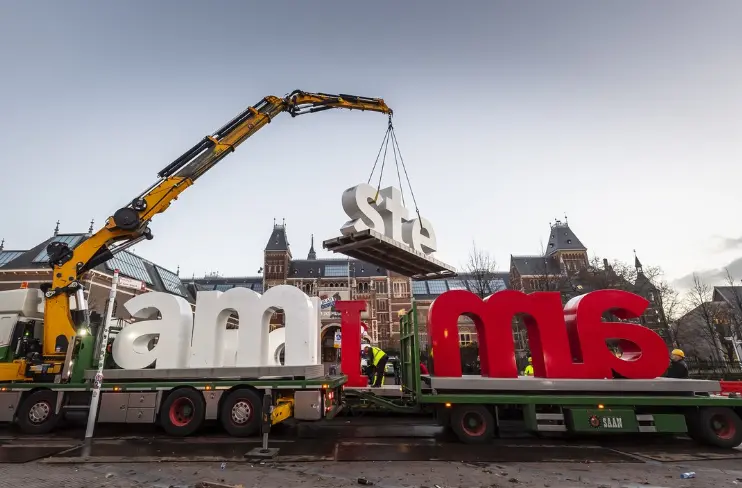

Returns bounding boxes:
[487,290,593,379]
[565,290,669,379]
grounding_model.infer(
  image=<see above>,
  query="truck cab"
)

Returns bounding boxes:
[0,289,46,381]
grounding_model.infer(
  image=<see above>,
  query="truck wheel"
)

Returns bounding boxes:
[694,407,742,449]
[220,388,262,437]
[16,390,60,435]
[450,405,495,444]
[159,388,205,437]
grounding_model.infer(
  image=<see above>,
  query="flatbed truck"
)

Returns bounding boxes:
[2,290,742,448]
[342,303,742,449]
[1,85,740,448]
[0,89,393,439]
[0,288,346,436]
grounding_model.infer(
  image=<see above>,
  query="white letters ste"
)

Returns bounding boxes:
[112,285,321,370]
[340,183,437,254]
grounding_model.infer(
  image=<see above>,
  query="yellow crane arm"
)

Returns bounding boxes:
[42,90,392,359]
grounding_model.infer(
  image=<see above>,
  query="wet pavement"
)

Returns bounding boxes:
[34,437,643,464]
[0,446,72,463]
[4,459,742,488]
[1,415,740,466]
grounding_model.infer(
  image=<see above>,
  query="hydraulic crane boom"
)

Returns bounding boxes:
[40,90,392,364]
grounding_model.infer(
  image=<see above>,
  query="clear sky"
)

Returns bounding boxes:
[1,1,741,289]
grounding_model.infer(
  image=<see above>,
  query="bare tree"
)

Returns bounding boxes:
[719,269,742,362]
[723,269,742,335]
[458,242,501,356]
[461,241,499,299]
[655,280,682,343]
[679,274,726,361]
[606,260,681,343]
[578,256,635,292]
[530,254,681,345]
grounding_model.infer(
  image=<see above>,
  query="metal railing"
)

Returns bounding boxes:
[686,358,742,380]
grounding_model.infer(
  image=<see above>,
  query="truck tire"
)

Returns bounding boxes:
[692,407,742,449]
[450,405,495,444]
[220,388,262,437]
[159,388,205,437]
[16,390,60,435]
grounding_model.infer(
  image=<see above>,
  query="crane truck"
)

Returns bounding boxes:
[1,89,741,450]
[0,90,392,437]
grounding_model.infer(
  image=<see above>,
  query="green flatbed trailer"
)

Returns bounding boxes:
[343,303,742,448]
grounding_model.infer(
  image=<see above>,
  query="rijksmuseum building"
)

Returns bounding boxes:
[0,219,669,362]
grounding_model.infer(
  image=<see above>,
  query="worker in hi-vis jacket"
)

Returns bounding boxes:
[522,357,534,376]
[364,345,389,387]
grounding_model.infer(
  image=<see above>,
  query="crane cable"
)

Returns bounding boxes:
[367,118,391,201]
[366,115,423,223]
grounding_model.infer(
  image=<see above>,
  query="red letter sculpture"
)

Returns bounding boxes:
[428,289,589,378]
[428,288,669,380]
[428,290,506,378]
[336,300,369,387]
[563,289,669,379]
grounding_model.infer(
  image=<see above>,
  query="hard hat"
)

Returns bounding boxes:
[528,357,533,363]
[671,349,685,358]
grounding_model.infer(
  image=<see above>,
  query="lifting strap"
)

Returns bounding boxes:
[366,115,423,223]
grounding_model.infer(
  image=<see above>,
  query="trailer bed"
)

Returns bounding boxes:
[83,364,325,382]
[323,229,456,280]
[422,375,723,394]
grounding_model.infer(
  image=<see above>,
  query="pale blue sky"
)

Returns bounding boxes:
[1,1,741,288]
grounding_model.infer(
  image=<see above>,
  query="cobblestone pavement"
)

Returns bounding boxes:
[2,459,742,488]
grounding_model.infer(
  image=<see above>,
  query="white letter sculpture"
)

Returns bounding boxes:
[113,285,321,371]
[235,285,319,367]
[190,287,265,368]
[402,216,437,254]
[340,183,438,254]
[268,327,286,366]
[222,329,239,367]
[220,327,288,367]
[378,186,408,243]
[190,284,320,368]
[340,183,385,235]
[112,292,194,369]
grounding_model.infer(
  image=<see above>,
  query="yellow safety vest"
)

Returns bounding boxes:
[523,365,534,376]
[369,346,386,366]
